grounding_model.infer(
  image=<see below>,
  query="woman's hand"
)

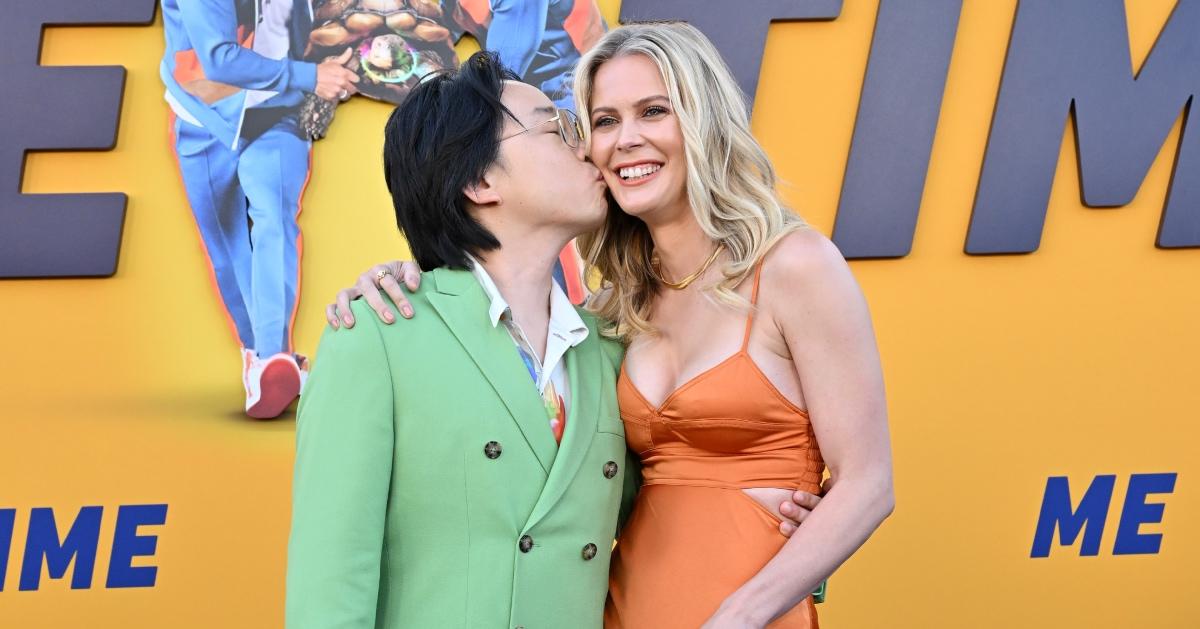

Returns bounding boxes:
[325,261,422,329]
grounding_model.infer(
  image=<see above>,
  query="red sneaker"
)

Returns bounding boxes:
[244,352,302,419]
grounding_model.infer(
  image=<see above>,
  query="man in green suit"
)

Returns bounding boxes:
[285,52,628,628]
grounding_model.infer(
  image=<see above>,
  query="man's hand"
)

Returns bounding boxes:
[314,48,359,101]
[778,476,835,538]
[325,260,422,329]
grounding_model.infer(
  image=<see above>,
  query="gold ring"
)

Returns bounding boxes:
[376,268,392,283]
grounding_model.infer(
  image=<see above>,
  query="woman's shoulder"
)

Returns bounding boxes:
[758,227,851,290]
[754,229,869,339]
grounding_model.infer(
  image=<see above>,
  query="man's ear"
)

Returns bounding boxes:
[463,172,503,206]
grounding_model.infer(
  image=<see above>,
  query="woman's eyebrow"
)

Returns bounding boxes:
[590,95,670,117]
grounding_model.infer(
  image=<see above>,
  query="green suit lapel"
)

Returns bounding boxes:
[525,319,601,529]
[425,267,558,475]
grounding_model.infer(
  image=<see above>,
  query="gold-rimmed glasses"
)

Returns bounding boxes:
[500,108,583,149]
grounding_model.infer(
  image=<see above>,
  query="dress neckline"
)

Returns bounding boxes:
[619,350,809,417]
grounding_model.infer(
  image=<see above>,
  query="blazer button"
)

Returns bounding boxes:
[484,441,502,459]
[581,543,598,560]
[519,535,534,553]
[603,461,619,479]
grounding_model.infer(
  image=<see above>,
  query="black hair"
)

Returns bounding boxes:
[382,51,520,270]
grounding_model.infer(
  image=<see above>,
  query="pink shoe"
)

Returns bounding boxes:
[244,352,302,419]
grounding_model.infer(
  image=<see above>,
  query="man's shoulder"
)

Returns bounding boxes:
[337,276,442,342]
[339,266,484,340]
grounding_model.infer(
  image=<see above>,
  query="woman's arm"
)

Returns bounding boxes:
[705,230,895,628]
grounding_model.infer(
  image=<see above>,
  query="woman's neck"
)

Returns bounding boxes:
[645,208,715,282]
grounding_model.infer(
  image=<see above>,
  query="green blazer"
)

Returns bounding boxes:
[286,267,631,629]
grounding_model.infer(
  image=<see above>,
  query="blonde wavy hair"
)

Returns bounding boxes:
[573,22,806,341]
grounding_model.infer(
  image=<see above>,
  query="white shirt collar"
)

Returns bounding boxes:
[466,254,589,348]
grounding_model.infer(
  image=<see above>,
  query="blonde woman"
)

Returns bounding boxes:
[329,22,893,629]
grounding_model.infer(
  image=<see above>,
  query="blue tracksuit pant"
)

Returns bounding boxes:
[173,111,309,358]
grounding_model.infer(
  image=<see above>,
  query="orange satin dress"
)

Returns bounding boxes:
[605,264,825,629]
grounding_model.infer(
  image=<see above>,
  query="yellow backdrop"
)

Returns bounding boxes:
[1,1,1194,627]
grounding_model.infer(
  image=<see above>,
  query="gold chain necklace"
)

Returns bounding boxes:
[651,243,724,290]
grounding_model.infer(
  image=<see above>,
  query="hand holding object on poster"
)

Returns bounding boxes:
[300,0,457,138]
[306,0,455,95]
[300,0,606,136]
[179,46,357,110]
[300,48,358,139]
[313,47,360,100]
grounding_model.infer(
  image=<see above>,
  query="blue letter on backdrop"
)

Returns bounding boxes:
[20,506,104,590]
[0,509,14,591]
[832,0,963,258]
[1030,475,1115,558]
[106,504,168,588]
[0,1,157,278]
[1113,473,1176,555]
[968,0,1200,254]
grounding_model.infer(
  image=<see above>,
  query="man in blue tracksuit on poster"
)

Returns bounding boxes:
[458,0,604,110]
[160,0,358,418]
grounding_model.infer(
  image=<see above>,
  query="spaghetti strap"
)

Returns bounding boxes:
[742,262,765,349]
